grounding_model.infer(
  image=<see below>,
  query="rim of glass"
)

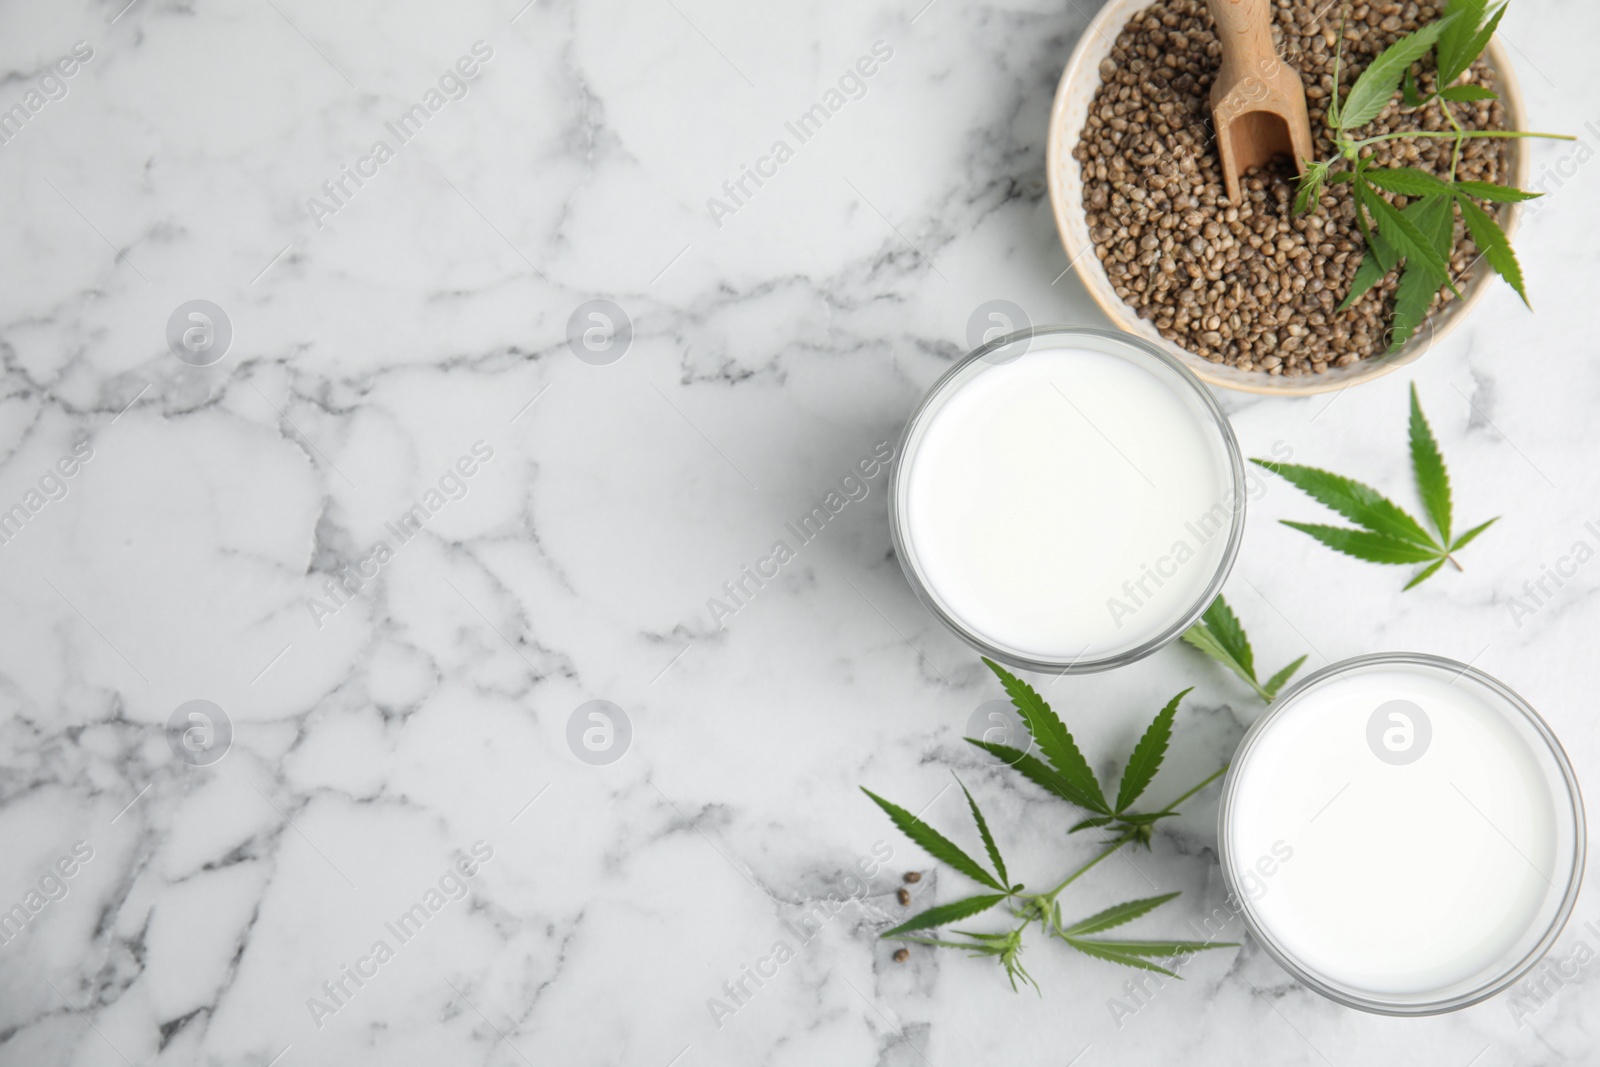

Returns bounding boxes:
[1217,651,1588,1016]
[887,324,1247,674]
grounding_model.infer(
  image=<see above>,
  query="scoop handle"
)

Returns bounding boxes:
[1208,0,1279,82]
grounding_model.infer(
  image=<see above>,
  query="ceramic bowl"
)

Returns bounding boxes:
[1045,0,1529,396]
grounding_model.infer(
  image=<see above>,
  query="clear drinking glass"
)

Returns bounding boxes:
[1218,652,1587,1015]
[887,325,1246,673]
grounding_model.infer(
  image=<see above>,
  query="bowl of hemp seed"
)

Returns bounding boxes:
[1046,0,1529,395]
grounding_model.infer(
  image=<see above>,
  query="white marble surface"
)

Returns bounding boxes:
[2,0,1599,1064]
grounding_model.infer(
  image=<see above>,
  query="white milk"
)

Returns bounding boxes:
[901,340,1237,664]
[1225,659,1577,1003]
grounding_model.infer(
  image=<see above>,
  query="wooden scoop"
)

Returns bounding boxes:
[1207,0,1315,205]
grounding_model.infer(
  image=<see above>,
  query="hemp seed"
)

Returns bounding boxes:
[1073,0,1509,375]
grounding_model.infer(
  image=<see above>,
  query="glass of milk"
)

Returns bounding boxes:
[889,325,1246,673]
[1220,653,1586,1014]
